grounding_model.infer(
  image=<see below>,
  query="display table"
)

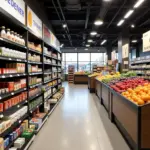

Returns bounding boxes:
[95,80,150,150]
[74,74,88,84]
[88,76,96,93]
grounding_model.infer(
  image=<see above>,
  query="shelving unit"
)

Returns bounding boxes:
[130,56,150,77]
[68,66,75,83]
[0,6,63,150]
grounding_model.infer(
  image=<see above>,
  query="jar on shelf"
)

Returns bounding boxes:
[1,26,6,38]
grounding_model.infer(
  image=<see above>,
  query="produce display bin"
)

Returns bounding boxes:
[74,74,88,84]
[95,80,150,150]
[88,76,96,93]
[95,79,102,99]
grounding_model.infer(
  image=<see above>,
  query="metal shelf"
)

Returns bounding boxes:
[28,48,42,55]
[30,102,43,113]
[0,38,27,50]
[29,83,42,89]
[29,72,43,76]
[28,61,42,65]
[0,56,27,62]
[0,87,27,100]
[0,73,26,79]
[29,92,43,101]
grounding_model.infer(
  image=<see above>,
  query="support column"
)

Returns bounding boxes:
[118,28,130,72]
[106,42,113,64]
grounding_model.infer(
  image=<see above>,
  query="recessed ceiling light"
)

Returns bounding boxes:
[101,40,107,45]
[124,10,134,19]
[90,31,97,36]
[132,40,138,43]
[94,19,103,26]
[103,0,112,1]
[88,39,93,43]
[134,0,145,8]
[131,24,135,28]
[86,44,90,47]
[117,19,125,26]
[62,24,67,28]
[85,48,88,51]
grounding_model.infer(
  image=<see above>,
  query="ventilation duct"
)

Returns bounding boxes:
[66,0,81,11]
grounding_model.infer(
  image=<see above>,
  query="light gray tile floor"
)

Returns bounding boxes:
[29,82,130,150]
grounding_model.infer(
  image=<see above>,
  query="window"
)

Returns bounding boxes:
[66,62,77,74]
[78,53,90,61]
[66,53,77,61]
[91,53,104,62]
[62,53,65,62]
[78,62,91,72]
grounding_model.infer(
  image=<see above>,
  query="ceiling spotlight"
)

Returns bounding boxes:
[60,44,64,48]
[132,40,138,43]
[134,0,145,8]
[94,19,103,26]
[117,19,125,26]
[101,40,107,45]
[90,31,97,36]
[131,24,135,28]
[124,10,134,19]
[88,39,93,43]
[85,48,88,51]
[62,24,67,28]
[86,44,90,47]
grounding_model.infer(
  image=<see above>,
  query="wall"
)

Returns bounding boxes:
[24,0,53,32]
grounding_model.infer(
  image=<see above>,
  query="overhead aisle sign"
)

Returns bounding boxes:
[1,0,25,25]
[27,6,42,38]
[143,30,150,52]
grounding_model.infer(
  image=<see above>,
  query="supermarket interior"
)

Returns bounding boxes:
[0,0,150,150]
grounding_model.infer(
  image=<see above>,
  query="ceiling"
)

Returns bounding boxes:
[37,0,150,48]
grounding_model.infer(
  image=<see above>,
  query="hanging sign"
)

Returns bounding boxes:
[143,30,150,52]
[1,0,25,25]
[122,44,129,58]
[27,6,42,38]
[43,24,51,45]
[111,50,116,61]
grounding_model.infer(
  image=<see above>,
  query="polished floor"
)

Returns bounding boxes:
[29,82,130,150]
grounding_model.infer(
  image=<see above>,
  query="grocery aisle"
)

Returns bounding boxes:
[29,82,130,150]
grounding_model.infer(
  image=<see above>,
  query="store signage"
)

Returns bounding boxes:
[143,30,150,52]
[43,24,60,51]
[27,6,42,38]
[1,0,25,24]
[122,44,129,58]
[111,50,116,61]
[43,24,51,44]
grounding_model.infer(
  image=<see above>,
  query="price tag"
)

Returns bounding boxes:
[17,59,21,62]
[25,100,28,103]
[19,120,21,123]
[9,58,12,60]
[17,105,20,108]
[0,115,4,118]
[0,97,2,100]
[11,92,14,95]
[9,75,13,77]
[17,74,20,76]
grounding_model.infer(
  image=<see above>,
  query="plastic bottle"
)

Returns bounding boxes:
[11,31,15,42]
[6,29,11,40]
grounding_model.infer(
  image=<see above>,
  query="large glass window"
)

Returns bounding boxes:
[78,62,91,72]
[66,53,77,61]
[78,53,90,61]
[62,53,65,62]
[91,53,104,62]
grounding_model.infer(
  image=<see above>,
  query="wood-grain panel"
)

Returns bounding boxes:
[112,93,138,144]
[102,84,109,111]
[141,104,150,148]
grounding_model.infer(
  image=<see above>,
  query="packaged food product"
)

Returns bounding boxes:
[0,138,4,150]
[1,26,6,38]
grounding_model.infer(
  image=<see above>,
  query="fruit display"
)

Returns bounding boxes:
[88,72,101,77]
[74,71,90,75]
[122,82,150,105]
[110,77,149,93]
[97,72,120,82]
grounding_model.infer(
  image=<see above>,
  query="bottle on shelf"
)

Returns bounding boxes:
[6,28,11,40]
[1,26,6,38]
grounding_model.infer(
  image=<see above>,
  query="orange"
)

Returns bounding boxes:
[137,99,145,105]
